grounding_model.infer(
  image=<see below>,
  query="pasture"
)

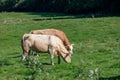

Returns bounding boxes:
[0,12,120,80]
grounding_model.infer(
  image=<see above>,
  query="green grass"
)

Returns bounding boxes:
[0,12,120,80]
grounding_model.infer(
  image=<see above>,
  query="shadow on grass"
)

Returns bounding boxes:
[27,12,120,21]
[42,62,51,65]
[99,75,120,80]
[32,17,78,21]
[0,54,21,66]
[0,59,14,66]
[8,55,21,58]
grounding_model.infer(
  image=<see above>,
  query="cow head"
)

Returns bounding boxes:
[64,53,71,63]
[67,44,74,54]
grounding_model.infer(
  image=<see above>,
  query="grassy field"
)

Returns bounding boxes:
[0,12,120,80]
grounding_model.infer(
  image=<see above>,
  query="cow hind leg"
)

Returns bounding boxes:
[21,54,26,63]
[21,52,28,63]
[34,53,39,64]
[21,50,30,64]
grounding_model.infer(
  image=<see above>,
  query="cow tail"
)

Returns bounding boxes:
[23,34,30,41]
[21,34,28,49]
[21,34,30,52]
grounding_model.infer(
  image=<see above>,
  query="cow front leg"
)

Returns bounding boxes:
[58,56,61,64]
[49,46,55,65]
[50,55,54,65]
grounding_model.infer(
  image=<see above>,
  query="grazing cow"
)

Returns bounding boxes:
[30,29,74,54]
[21,34,71,65]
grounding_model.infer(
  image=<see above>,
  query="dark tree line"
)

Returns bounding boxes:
[0,0,120,14]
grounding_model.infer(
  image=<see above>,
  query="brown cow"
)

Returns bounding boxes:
[21,34,71,65]
[30,29,74,54]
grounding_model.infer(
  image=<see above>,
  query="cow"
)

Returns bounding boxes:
[30,29,74,54]
[21,34,71,65]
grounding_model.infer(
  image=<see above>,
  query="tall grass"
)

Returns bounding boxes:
[0,12,120,80]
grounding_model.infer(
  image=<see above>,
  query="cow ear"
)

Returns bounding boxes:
[71,44,74,46]
[65,46,70,50]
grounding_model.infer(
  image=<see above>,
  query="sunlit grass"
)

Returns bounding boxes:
[0,12,120,80]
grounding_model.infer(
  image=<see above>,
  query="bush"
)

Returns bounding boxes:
[0,0,120,14]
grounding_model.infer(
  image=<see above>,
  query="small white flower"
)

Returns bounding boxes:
[95,68,99,74]
[78,74,82,78]
[46,72,49,76]
[89,70,94,78]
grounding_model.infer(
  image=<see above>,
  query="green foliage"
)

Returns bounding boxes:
[0,0,120,14]
[0,0,16,11]
[0,12,120,80]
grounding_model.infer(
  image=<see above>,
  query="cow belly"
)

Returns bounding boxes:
[33,40,49,52]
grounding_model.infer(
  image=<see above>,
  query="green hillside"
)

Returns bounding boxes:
[0,12,120,80]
